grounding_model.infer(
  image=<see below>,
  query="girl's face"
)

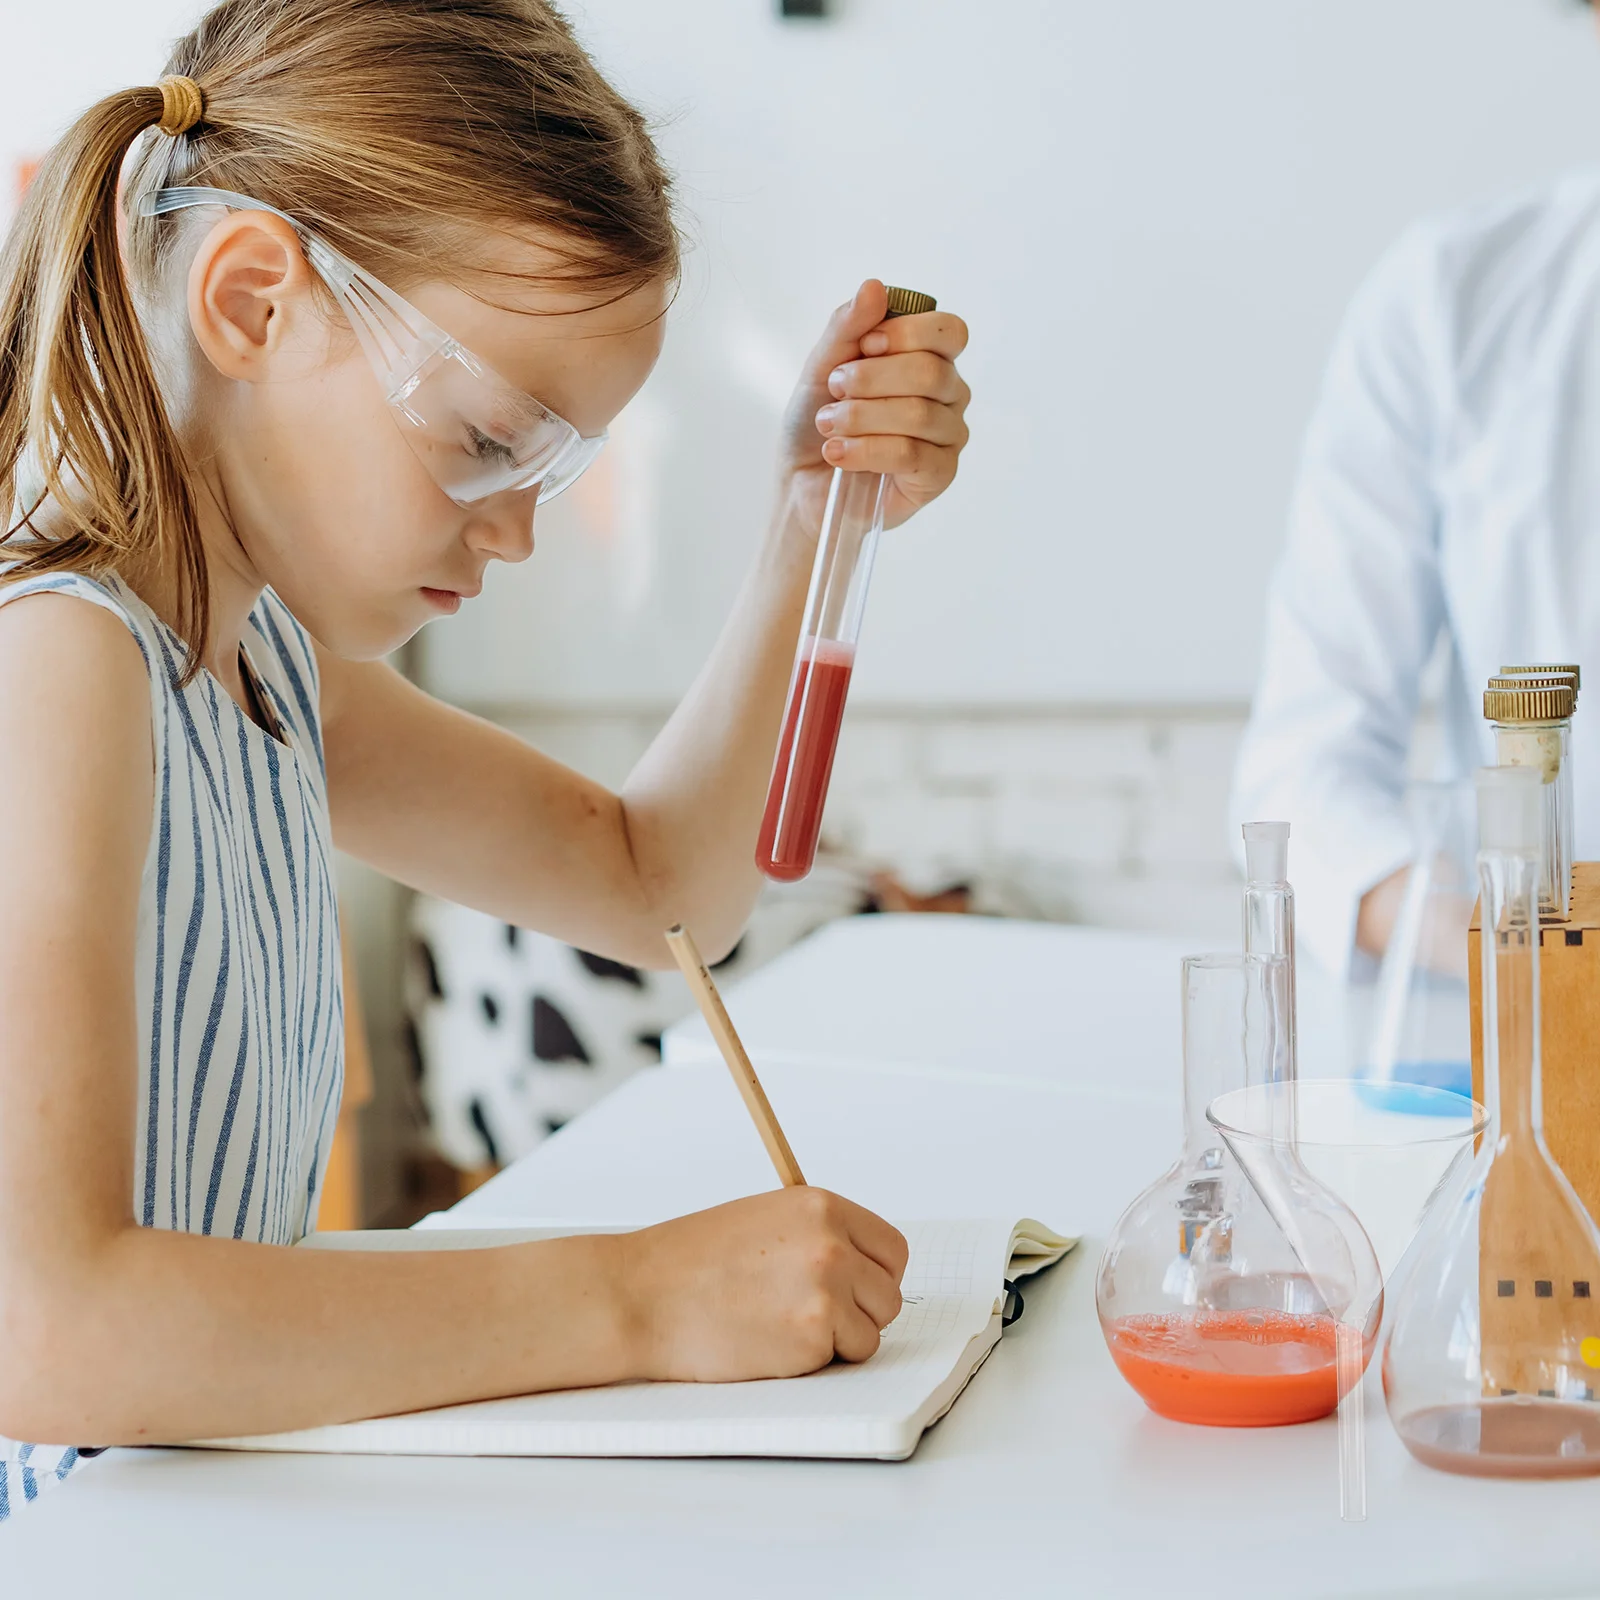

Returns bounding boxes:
[187,219,668,659]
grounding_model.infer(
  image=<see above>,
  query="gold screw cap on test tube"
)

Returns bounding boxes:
[1488,674,1578,702]
[1500,663,1581,700]
[1484,682,1575,723]
[883,285,937,318]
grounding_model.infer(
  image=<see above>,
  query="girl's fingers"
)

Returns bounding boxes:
[805,280,893,386]
[859,310,968,360]
[851,1257,905,1331]
[820,432,957,487]
[816,395,969,449]
[828,350,970,406]
[832,1303,886,1365]
[838,1198,910,1283]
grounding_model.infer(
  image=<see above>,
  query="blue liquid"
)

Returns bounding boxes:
[1356,1060,1474,1117]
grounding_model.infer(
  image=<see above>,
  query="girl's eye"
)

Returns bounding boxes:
[465,423,518,468]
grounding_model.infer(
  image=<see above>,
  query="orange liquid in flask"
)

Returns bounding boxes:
[1106,1310,1356,1427]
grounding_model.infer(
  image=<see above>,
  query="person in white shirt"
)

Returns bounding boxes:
[1231,163,1600,978]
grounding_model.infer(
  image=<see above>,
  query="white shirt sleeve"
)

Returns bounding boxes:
[1232,223,1454,979]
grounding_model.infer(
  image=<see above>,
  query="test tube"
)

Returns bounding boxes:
[1498,665,1580,916]
[1485,674,1576,919]
[756,285,938,883]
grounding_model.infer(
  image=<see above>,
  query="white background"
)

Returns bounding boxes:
[8,0,1600,706]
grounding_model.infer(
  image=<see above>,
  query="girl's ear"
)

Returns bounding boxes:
[185,211,316,381]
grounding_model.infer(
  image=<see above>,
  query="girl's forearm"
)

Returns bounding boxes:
[0,1227,637,1447]
[618,494,817,957]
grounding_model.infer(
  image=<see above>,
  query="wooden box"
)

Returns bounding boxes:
[1469,863,1600,1392]
[1468,861,1600,1224]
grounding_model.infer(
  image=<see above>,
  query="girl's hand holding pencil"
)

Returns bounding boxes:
[649,924,908,1378]
[616,1189,909,1381]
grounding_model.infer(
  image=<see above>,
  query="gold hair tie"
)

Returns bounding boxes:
[156,76,204,138]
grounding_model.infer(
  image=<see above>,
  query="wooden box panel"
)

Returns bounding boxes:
[1469,861,1600,1392]
[1469,861,1600,1224]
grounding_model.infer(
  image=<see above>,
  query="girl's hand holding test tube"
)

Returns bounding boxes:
[0,1,970,1472]
[781,278,971,534]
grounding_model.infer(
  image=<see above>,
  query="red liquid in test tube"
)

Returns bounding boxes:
[754,285,936,884]
[756,639,855,882]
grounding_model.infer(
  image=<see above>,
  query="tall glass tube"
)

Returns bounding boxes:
[756,286,937,883]
[1242,821,1295,1087]
[1240,819,1374,1516]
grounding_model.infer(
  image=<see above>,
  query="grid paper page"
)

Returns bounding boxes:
[201,1220,1022,1460]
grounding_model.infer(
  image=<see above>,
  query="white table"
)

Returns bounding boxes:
[6,918,1592,1599]
[662,912,1356,1085]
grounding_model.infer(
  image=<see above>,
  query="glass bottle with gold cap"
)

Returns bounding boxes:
[1484,671,1577,919]
[1383,766,1600,1478]
[757,286,939,882]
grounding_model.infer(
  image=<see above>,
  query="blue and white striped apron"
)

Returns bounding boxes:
[0,571,343,1519]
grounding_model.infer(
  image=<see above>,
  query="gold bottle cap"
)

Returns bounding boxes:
[1501,663,1581,693]
[1488,674,1577,696]
[1484,684,1575,723]
[883,285,937,318]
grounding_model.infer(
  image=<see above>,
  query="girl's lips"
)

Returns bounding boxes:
[421,587,464,614]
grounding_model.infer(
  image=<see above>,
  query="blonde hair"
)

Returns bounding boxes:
[0,0,678,678]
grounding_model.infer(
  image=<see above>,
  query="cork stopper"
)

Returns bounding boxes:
[883,286,937,318]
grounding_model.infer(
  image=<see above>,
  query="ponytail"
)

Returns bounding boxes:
[0,86,210,678]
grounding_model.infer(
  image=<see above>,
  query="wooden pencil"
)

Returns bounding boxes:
[663,924,806,1188]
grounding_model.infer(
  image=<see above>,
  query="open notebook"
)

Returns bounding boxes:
[195,1217,1075,1462]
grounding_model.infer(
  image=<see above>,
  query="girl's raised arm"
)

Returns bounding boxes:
[320,283,970,969]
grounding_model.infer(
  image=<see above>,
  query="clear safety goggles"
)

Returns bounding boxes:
[139,186,607,507]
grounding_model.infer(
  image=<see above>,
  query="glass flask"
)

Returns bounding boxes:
[1096,953,1379,1427]
[1383,765,1600,1478]
[756,286,938,883]
[1484,676,1575,920]
[1359,781,1476,1101]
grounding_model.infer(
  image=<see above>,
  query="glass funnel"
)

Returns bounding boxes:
[1359,781,1476,1102]
[1096,953,1379,1427]
[1208,1080,1483,1287]
[1383,765,1600,1478]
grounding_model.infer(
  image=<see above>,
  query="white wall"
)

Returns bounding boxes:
[10,1,1600,708]
[417,0,1600,708]
[2,1,206,163]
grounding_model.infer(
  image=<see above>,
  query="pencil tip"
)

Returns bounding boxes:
[665,924,684,937]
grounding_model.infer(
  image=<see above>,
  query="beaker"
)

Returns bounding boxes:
[1096,954,1379,1427]
[1360,781,1476,1100]
[756,287,938,883]
[1382,765,1600,1478]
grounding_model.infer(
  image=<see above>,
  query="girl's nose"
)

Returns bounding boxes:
[464,488,539,564]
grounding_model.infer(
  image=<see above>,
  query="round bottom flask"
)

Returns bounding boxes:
[1383,767,1600,1477]
[1097,954,1380,1427]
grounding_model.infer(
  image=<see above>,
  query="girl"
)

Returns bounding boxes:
[0,0,971,1513]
